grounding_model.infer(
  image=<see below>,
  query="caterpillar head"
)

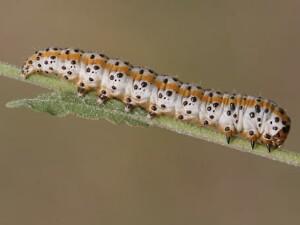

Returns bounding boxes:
[261,112,291,147]
[273,124,291,147]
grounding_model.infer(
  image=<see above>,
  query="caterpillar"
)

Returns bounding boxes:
[21,47,291,151]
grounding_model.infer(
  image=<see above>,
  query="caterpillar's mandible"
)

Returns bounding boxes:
[21,47,291,151]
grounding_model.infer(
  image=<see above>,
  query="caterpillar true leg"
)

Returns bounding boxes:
[226,135,231,145]
[250,140,256,150]
[243,130,259,150]
[266,143,272,153]
[223,126,236,144]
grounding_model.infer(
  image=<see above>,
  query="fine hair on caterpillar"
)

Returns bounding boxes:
[21,47,291,152]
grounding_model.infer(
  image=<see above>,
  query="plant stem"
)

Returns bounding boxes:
[0,62,299,167]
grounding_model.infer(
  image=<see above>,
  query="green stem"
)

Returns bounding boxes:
[0,62,299,167]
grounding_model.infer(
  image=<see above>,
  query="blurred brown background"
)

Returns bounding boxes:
[0,0,299,224]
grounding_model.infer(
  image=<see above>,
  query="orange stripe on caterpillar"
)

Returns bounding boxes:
[165,83,180,92]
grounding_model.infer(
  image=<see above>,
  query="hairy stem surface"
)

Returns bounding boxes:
[0,62,299,167]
